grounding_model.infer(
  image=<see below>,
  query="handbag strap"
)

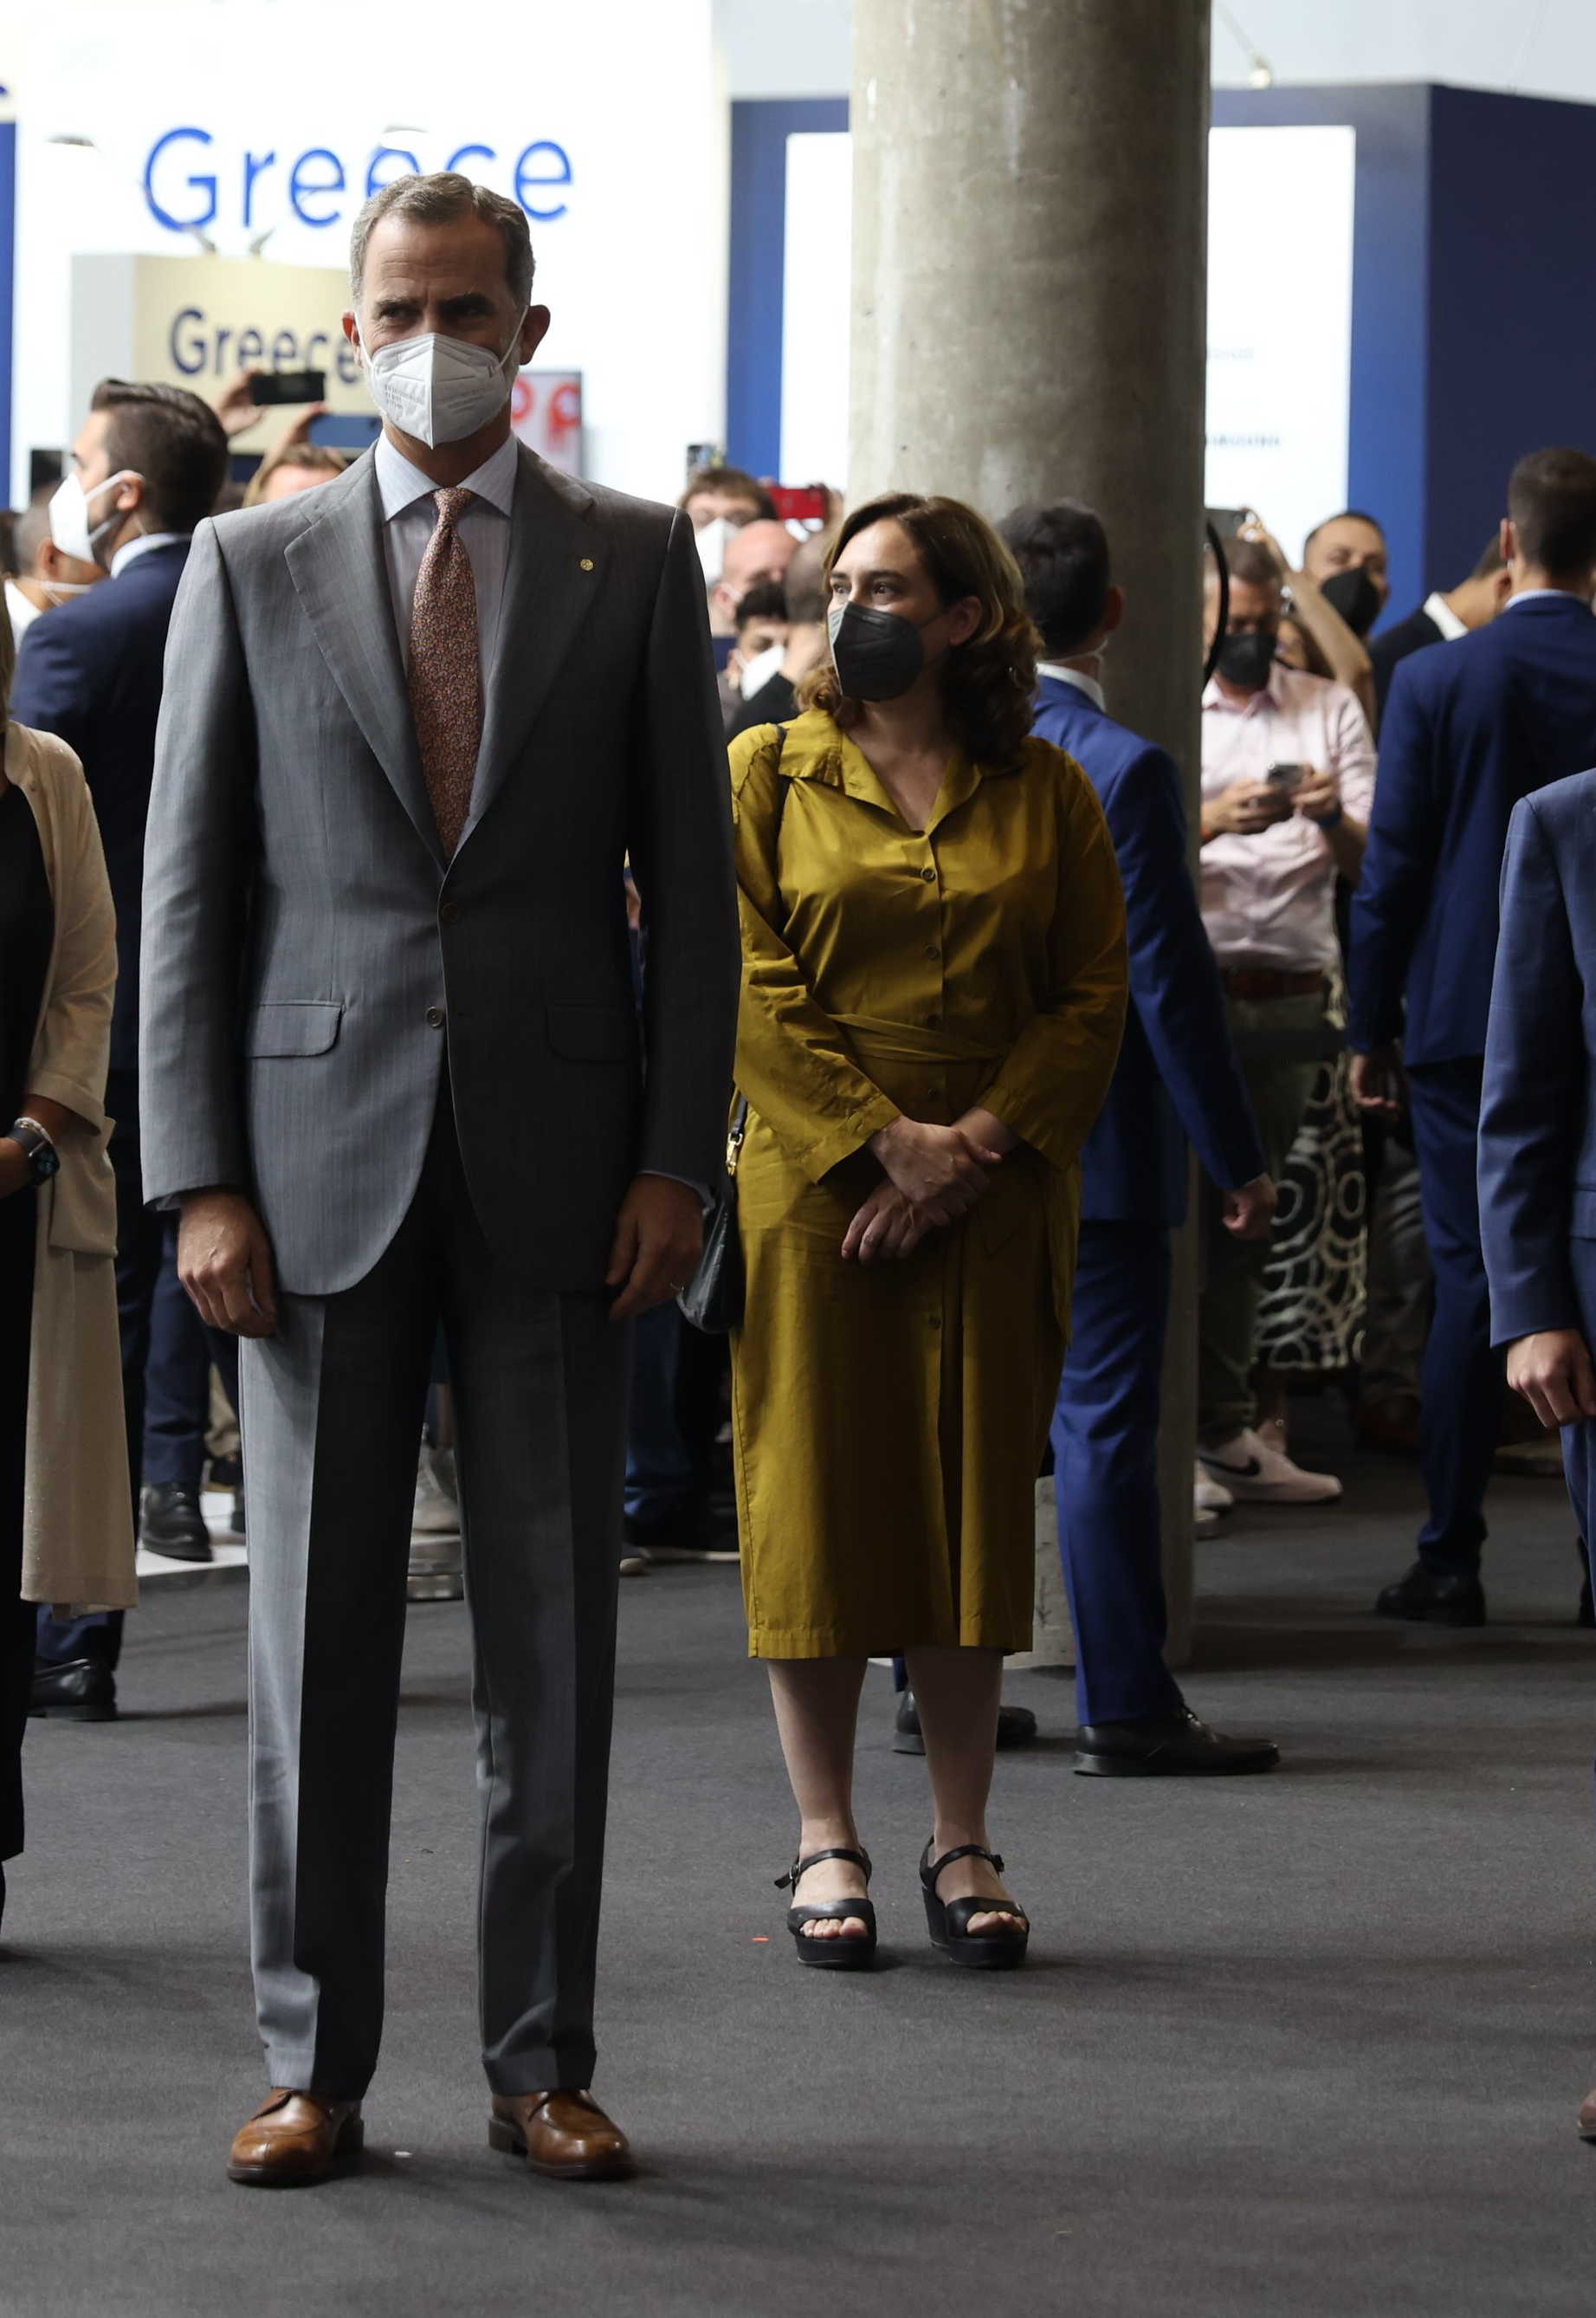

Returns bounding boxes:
[727,726,791,1160]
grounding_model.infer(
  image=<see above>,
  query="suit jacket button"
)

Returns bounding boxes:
[440,902,462,926]
[425,1007,445,1027]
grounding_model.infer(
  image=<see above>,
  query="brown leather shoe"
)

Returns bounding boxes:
[1579,2088,1596,2142]
[488,2089,635,2179]
[226,2089,364,2186]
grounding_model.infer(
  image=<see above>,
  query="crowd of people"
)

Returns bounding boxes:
[6,164,1596,2177]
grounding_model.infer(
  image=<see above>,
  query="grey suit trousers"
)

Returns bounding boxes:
[241,1097,630,2100]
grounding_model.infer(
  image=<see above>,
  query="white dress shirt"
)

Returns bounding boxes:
[374,431,518,680]
[1421,589,1468,642]
[4,578,38,642]
[1036,659,1105,711]
[1199,661,1377,974]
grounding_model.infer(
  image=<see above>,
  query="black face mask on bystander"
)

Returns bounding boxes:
[1214,627,1278,692]
[1319,565,1382,638]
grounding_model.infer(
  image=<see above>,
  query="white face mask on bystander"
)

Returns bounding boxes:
[359,320,526,449]
[48,469,143,568]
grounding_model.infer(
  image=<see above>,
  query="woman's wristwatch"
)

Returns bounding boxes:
[8,1117,60,1185]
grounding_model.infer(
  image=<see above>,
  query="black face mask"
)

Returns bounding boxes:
[1215,626,1277,692]
[1319,565,1382,638]
[827,600,935,701]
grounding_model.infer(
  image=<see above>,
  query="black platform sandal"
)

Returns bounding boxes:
[775,1846,877,1970]
[919,1841,1029,1970]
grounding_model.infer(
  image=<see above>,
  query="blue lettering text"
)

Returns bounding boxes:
[365,146,420,197]
[168,306,207,375]
[242,149,276,229]
[514,139,571,221]
[145,126,217,232]
[289,146,346,228]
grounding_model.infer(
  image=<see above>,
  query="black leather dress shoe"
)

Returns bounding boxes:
[140,1483,213,1564]
[893,1690,1037,1756]
[1074,1705,1278,1777]
[29,1657,117,1721]
[1374,1560,1485,1627]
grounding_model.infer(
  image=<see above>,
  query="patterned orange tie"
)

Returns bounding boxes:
[408,486,482,858]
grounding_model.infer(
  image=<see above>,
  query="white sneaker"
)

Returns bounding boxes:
[412,1443,462,1538]
[1194,1460,1234,1515]
[1198,1426,1343,1505]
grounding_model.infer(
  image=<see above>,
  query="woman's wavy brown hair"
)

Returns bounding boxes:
[799,491,1041,771]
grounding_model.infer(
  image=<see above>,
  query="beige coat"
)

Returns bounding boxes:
[10,720,137,1612]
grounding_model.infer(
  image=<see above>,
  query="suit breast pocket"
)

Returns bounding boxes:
[243,1002,345,1059]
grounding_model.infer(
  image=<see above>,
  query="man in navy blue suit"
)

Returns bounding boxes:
[1477,771,1596,2139]
[12,379,229,1714]
[1000,501,1279,1774]
[1349,448,1596,1628]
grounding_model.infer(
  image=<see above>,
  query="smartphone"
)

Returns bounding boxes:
[1205,506,1250,540]
[769,482,830,523]
[1266,761,1305,792]
[249,370,326,406]
[307,412,382,450]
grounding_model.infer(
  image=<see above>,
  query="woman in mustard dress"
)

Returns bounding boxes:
[728,493,1127,1970]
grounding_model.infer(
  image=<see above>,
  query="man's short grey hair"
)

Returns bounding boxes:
[349,172,535,311]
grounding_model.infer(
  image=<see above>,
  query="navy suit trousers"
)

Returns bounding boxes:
[1406,1056,1503,1574]
[1050,1219,1184,1726]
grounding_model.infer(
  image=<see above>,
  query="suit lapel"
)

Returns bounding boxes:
[284,456,445,870]
[463,445,606,845]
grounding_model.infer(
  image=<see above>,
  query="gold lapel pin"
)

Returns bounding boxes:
[579,557,595,571]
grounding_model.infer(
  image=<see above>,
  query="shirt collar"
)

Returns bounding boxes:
[1202,657,1288,713]
[1502,586,1592,612]
[109,530,186,579]
[374,430,519,521]
[1037,661,1105,712]
[1422,589,1468,642]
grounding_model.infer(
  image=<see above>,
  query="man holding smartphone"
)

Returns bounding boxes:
[1196,534,1373,1503]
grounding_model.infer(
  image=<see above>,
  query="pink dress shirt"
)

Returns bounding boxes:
[1199,662,1376,974]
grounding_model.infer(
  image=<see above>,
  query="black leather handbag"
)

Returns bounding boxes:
[678,740,790,1335]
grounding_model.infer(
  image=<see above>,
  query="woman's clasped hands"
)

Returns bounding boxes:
[842,1112,1010,1263]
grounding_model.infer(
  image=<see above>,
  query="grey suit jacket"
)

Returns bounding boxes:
[139,442,738,1297]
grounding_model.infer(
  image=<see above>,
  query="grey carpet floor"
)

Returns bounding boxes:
[6,1397,1596,2315]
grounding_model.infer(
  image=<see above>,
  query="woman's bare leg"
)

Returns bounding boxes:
[904,1644,1024,1933]
[766,1656,871,1939]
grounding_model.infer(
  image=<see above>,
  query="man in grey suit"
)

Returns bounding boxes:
[139,172,738,2187]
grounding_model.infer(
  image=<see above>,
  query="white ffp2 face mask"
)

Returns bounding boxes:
[359,321,525,449]
[48,469,142,568]
[738,639,786,699]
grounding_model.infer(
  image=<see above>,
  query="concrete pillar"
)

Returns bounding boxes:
[850,0,1212,1661]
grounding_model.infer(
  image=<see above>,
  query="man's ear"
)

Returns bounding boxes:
[340,308,360,353]
[1101,584,1126,638]
[1500,515,1516,568]
[519,305,552,366]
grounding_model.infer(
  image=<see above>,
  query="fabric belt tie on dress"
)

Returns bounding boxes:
[1218,968,1326,1001]
[832,1013,1005,1069]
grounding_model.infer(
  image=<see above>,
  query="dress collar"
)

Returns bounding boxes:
[374,431,519,521]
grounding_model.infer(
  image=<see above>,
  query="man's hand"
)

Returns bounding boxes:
[178,1188,279,1337]
[1293,767,1340,824]
[605,1175,705,1320]
[1222,1173,1278,1241]
[841,1182,934,1264]
[869,1117,1002,1224]
[1202,780,1296,839]
[1506,1330,1596,1431]
[212,372,264,439]
[1349,1044,1408,1119]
